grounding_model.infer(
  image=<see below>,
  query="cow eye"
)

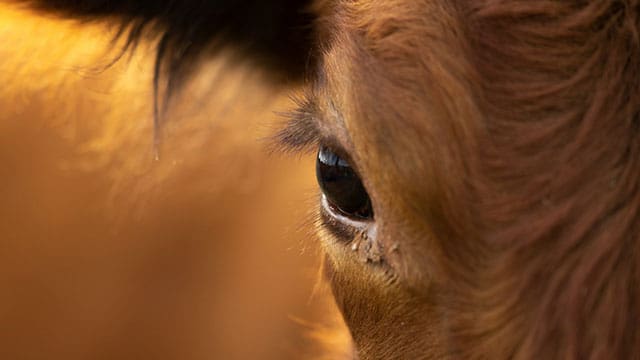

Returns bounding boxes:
[316,146,373,220]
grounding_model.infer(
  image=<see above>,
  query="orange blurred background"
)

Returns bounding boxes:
[0,4,347,359]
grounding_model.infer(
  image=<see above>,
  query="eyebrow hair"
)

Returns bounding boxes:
[273,92,322,154]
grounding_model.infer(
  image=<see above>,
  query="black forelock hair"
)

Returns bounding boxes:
[22,0,317,81]
[18,0,318,153]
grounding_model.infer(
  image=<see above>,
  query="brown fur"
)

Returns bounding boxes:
[284,0,640,358]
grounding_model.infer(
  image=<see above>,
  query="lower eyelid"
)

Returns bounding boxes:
[320,195,370,240]
[320,205,356,241]
[320,197,391,271]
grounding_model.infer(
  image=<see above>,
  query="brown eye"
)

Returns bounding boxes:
[316,146,373,220]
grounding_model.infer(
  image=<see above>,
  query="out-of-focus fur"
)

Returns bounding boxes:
[13,0,316,81]
[0,4,347,359]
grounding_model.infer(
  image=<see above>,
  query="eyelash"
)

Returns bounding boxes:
[272,93,320,154]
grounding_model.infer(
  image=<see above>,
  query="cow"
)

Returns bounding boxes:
[5,0,640,359]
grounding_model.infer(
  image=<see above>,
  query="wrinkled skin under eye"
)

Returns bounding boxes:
[316,146,373,220]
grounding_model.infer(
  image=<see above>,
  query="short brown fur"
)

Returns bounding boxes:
[303,0,640,358]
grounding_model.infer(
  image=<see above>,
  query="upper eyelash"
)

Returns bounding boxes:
[271,60,330,155]
[271,92,321,154]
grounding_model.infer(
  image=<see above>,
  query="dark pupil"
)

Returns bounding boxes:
[316,146,373,219]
